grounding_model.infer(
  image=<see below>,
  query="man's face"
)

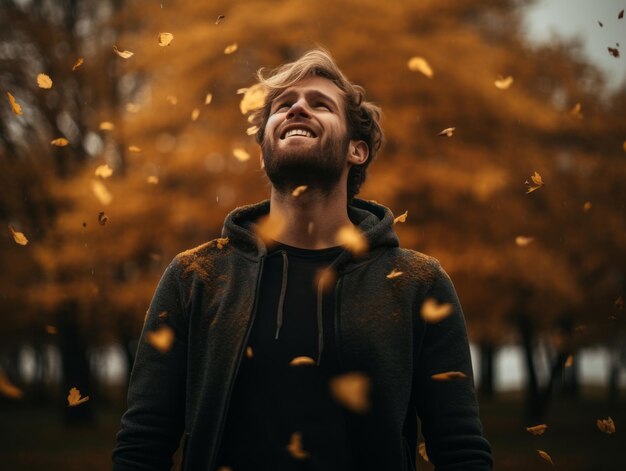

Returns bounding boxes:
[261,76,351,195]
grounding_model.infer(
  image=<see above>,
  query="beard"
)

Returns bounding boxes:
[261,132,349,197]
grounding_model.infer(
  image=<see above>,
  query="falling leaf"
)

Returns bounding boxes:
[92,180,113,205]
[329,372,371,413]
[537,450,554,466]
[292,185,308,197]
[237,84,267,114]
[9,224,28,246]
[515,236,534,246]
[583,201,592,212]
[246,346,254,359]
[597,417,616,434]
[336,225,368,257]
[216,237,229,249]
[526,424,548,436]
[290,356,316,366]
[7,92,22,115]
[286,432,310,459]
[147,175,159,184]
[50,137,69,146]
[157,32,174,46]
[438,127,455,137]
[254,213,286,246]
[431,371,467,381]
[224,42,238,54]
[158,311,168,321]
[128,145,141,153]
[72,57,84,71]
[394,210,408,224]
[99,121,115,131]
[216,14,225,24]
[0,368,23,399]
[407,56,433,78]
[418,442,429,462]
[146,326,175,353]
[67,387,89,407]
[126,102,140,113]
[421,298,453,323]
[386,268,403,279]
[598,20,604,27]
[608,47,620,58]
[620,10,624,19]
[246,125,259,135]
[113,45,134,59]
[98,211,108,226]
[316,268,338,293]
[45,325,57,334]
[232,148,250,162]
[205,93,213,105]
[191,108,200,121]
[615,296,623,310]
[494,75,514,90]
[570,103,583,119]
[167,95,178,105]
[525,171,544,194]
[95,164,113,178]
[36,73,53,89]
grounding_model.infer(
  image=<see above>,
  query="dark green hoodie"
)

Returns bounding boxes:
[112,198,493,470]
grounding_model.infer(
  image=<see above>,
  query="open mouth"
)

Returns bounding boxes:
[280,127,317,140]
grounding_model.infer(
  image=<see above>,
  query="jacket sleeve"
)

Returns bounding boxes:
[112,257,188,470]
[413,260,493,470]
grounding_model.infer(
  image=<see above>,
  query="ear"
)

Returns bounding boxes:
[347,140,369,166]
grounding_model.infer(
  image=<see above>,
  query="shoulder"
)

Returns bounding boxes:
[172,237,232,280]
[385,247,443,285]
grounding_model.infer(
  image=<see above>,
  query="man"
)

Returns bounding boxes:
[113,48,493,470]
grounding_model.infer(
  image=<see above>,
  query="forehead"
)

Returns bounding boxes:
[274,75,345,104]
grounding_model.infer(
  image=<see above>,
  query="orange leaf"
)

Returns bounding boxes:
[232,148,250,162]
[597,417,616,434]
[37,73,53,89]
[286,432,310,459]
[329,372,371,414]
[113,45,134,59]
[431,371,467,381]
[515,236,534,247]
[407,56,433,78]
[393,210,408,224]
[0,367,23,399]
[50,137,69,147]
[8,224,28,246]
[418,442,429,462]
[237,84,267,114]
[289,356,316,366]
[157,32,174,47]
[7,92,22,115]
[537,450,554,466]
[99,121,115,131]
[224,43,238,54]
[67,387,89,407]
[525,171,544,194]
[421,298,453,323]
[526,424,548,435]
[95,164,113,178]
[438,127,455,137]
[246,346,254,359]
[494,75,514,90]
[336,225,368,256]
[291,185,308,197]
[72,57,84,71]
[146,326,175,353]
[386,268,403,279]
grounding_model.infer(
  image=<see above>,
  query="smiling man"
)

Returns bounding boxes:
[112,48,493,471]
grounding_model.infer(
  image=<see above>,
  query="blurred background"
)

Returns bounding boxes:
[0,0,624,469]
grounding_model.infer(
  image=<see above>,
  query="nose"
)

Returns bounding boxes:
[286,98,310,119]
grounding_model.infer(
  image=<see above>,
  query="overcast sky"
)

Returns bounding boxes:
[523,0,626,91]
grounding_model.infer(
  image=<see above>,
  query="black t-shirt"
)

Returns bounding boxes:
[215,241,354,471]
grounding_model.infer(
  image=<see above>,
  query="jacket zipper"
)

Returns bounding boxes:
[333,276,344,370]
[208,255,266,471]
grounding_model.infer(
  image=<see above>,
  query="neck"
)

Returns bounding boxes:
[268,185,353,249]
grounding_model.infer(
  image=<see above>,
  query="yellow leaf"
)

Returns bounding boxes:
[289,356,316,366]
[438,127,455,137]
[232,148,250,162]
[246,346,254,359]
[128,145,141,153]
[386,268,403,279]
[565,355,573,367]
[92,180,113,205]
[237,83,267,114]
[570,103,583,119]
[537,450,554,466]
[205,93,213,105]
[526,424,548,435]
[336,225,368,257]
[582,201,592,212]
[191,108,200,121]
[515,236,534,246]
[0,367,23,399]
[146,326,175,353]
[99,121,115,131]
[8,224,28,246]
[157,32,174,47]
[418,442,429,462]
[291,185,308,197]
[147,175,159,184]
[393,210,408,224]
[37,73,53,89]
[494,75,514,90]
[46,325,57,334]
[95,164,113,179]
[597,417,616,434]
[254,213,286,246]
[286,432,310,460]
[525,171,544,194]
[421,298,453,323]
[7,92,22,115]
[67,387,89,407]
[72,57,84,71]
[216,237,229,249]
[329,372,371,414]
[246,125,259,135]
[113,45,134,59]
[407,56,433,78]
[431,371,467,381]
[215,15,225,24]
[98,211,109,226]
[224,42,238,54]
[50,137,69,146]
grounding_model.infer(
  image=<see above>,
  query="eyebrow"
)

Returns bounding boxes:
[272,89,340,112]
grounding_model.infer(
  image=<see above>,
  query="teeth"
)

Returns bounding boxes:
[285,129,314,138]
